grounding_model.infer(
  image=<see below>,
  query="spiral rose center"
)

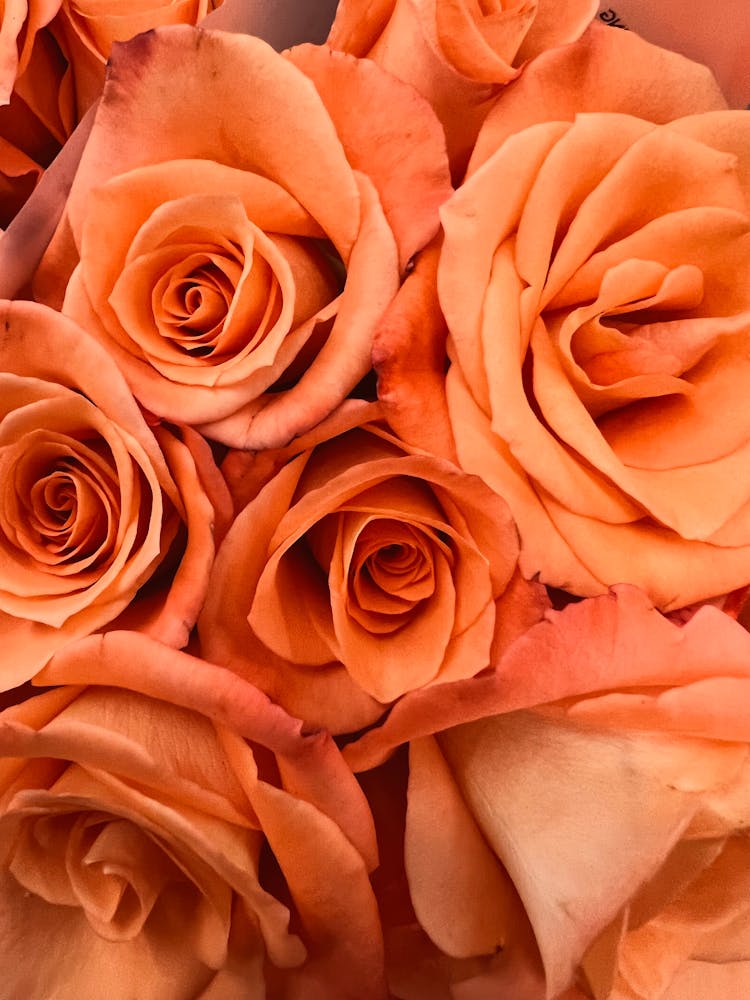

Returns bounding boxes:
[1,429,121,575]
[144,229,282,364]
[346,520,444,634]
[161,257,238,356]
[31,458,112,557]
[106,190,341,386]
[8,807,186,942]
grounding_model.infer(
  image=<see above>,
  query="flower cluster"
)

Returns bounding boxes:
[1,0,749,997]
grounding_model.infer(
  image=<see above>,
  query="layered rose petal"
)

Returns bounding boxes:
[372,236,457,462]
[0,299,225,688]
[64,159,342,429]
[0,6,74,227]
[327,0,597,174]
[0,0,62,104]
[441,110,750,608]
[364,588,750,998]
[285,43,451,272]
[199,406,538,734]
[0,632,385,998]
[468,21,728,171]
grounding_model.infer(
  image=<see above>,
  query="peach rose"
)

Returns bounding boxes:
[198,401,546,735]
[439,108,750,610]
[360,587,750,998]
[39,25,450,450]
[370,25,730,465]
[1,630,386,999]
[327,0,597,173]
[0,298,229,690]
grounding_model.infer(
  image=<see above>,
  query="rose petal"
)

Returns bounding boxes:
[286,43,452,271]
[438,711,745,996]
[406,735,525,958]
[469,22,728,174]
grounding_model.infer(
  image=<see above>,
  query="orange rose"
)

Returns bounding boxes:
[439,108,750,610]
[0,298,229,690]
[357,587,750,999]
[1,630,386,999]
[327,0,597,172]
[370,24,729,472]
[0,0,74,226]
[198,401,546,735]
[39,26,450,450]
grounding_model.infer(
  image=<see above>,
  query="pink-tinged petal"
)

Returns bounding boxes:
[490,568,550,662]
[64,28,361,261]
[34,632,314,758]
[342,586,750,770]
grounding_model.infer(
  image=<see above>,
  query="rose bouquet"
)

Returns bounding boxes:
[1,0,749,997]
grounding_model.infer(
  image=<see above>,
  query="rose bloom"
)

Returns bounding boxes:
[38,25,450,450]
[373,25,747,607]
[198,402,546,735]
[327,0,597,173]
[347,587,750,1000]
[0,630,386,999]
[0,298,229,690]
[440,106,750,610]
